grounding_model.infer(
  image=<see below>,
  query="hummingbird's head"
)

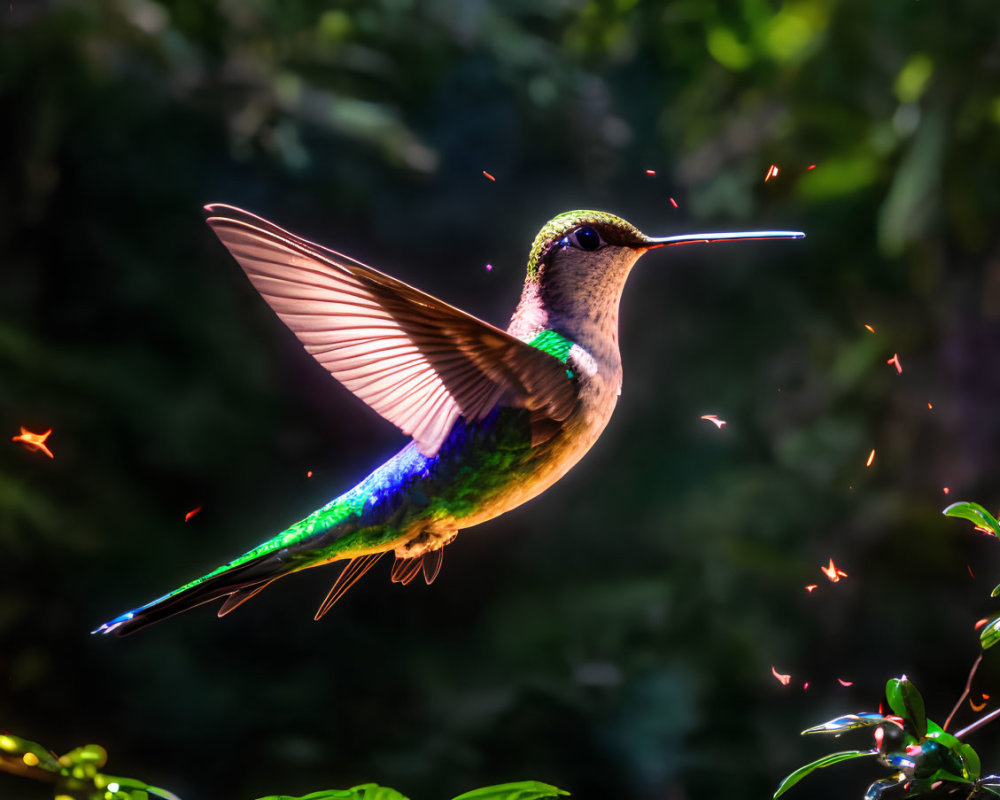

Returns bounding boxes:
[513,210,803,350]
[526,210,649,282]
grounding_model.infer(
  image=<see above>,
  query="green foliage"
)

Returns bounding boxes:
[885,676,926,739]
[255,782,568,800]
[774,677,983,799]
[773,750,876,799]
[944,501,1000,649]
[450,782,570,800]
[1,729,569,800]
[257,785,408,800]
[0,731,179,800]
[943,502,1000,538]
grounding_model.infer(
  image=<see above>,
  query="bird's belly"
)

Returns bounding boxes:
[408,392,615,536]
[339,387,617,560]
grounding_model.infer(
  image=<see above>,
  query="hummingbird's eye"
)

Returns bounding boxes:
[571,226,603,251]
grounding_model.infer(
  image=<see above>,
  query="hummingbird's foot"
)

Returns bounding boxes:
[390,542,449,586]
[390,555,424,585]
[394,528,457,558]
[391,528,456,586]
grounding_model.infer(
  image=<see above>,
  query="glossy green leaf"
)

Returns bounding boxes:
[956,742,982,781]
[943,502,1000,537]
[925,729,960,750]
[773,750,876,798]
[802,713,896,735]
[919,735,977,783]
[256,786,409,800]
[885,677,927,738]
[925,768,973,786]
[980,617,1000,650]
[991,584,1000,598]
[451,781,571,800]
[106,775,183,800]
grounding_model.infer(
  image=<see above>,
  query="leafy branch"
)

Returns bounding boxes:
[0,729,568,800]
[773,677,992,799]
[773,500,1000,799]
[256,782,568,800]
[0,731,180,800]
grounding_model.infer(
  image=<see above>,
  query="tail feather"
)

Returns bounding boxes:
[93,552,293,637]
[313,552,385,620]
[217,579,276,618]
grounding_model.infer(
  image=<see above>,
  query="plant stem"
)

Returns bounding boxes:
[945,653,983,731]
[954,705,1000,740]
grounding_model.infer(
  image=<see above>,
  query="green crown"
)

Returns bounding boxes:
[526,210,644,278]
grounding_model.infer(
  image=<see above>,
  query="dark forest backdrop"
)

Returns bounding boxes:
[3,1,1000,798]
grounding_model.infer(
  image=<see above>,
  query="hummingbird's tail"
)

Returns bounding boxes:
[92,548,303,637]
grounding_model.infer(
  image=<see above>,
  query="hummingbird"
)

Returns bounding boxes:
[95,204,803,636]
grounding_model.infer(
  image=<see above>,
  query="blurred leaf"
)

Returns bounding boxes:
[256,785,408,800]
[894,54,934,104]
[878,107,946,257]
[451,781,570,800]
[796,153,879,199]
[0,731,179,800]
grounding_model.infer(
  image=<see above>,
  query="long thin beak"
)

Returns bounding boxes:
[643,230,805,249]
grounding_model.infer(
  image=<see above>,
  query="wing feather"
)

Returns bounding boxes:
[205,205,577,456]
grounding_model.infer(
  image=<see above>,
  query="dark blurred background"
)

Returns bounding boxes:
[3,1,1000,798]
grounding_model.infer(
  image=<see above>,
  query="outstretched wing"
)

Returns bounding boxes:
[205,204,577,456]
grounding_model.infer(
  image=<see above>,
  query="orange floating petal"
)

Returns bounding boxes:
[943,487,950,494]
[971,699,988,712]
[482,171,496,182]
[806,164,817,170]
[184,506,202,522]
[975,618,989,630]
[821,558,846,582]
[306,470,313,478]
[669,197,678,208]
[887,353,902,374]
[764,164,780,182]
[866,449,876,467]
[771,666,791,686]
[12,427,54,459]
[864,324,875,333]
[927,402,933,410]
[645,169,656,176]
[837,678,854,687]
[700,414,726,429]
[805,584,818,593]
